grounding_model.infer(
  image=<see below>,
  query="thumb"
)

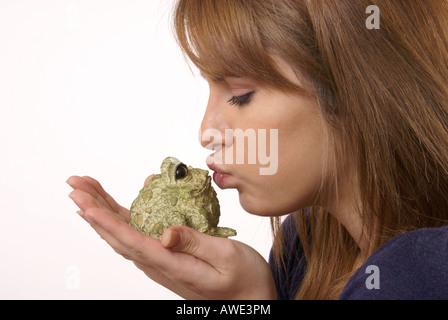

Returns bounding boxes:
[161,226,201,254]
[161,226,225,263]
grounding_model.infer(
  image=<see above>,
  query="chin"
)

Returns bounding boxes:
[238,190,309,217]
[237,191,292,217]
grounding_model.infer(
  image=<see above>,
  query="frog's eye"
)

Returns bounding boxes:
[175,163,188,180]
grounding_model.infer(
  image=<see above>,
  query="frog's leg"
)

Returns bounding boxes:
[184,209,210,234]
[212,227,237,238]
[184,209,237,238]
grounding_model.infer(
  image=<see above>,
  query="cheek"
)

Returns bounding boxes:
[236,119,326,216]
[237,154,324,216]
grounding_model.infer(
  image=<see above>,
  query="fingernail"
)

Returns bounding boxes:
[77,210,84,217]
[162,229,180,249]
[68,191,73,199]
[161,230,172,248]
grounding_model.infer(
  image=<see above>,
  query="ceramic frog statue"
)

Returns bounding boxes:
[129,157,237,240]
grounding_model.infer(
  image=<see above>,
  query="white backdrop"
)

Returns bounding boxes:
[0,0,273,299]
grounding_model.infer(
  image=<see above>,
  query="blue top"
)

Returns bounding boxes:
[268,214,448,299]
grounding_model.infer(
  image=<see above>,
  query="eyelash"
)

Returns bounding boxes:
[227,92,254,108]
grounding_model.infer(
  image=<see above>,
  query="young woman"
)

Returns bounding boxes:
[67,0,448,299]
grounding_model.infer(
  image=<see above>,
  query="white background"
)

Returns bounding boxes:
[0,0,273,299]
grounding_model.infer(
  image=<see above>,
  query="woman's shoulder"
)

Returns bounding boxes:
[339,224,448,300]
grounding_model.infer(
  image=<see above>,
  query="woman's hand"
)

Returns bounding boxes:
[66,175,276,300]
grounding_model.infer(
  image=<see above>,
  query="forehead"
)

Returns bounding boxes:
[175,0,314,95]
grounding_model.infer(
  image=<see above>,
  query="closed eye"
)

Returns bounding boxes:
[227,92,255,108]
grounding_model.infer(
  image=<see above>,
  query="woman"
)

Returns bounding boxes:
[67,0,448,299]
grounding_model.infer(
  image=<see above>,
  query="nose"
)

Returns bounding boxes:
[199,96,229,151]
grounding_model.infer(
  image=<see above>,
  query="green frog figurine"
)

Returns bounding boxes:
[129,157,237,240]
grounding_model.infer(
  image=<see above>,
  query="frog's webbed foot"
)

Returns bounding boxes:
[209,227,237,238]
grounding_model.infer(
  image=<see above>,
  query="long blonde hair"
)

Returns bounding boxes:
[173,0,448,299]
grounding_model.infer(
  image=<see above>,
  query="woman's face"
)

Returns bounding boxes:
[200,60,327,217]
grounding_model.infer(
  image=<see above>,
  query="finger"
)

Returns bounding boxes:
[67,176,129,220]
[81,176,130,220]
[69,189,126,223]
[67,176,114,212]
[69,188,100,212]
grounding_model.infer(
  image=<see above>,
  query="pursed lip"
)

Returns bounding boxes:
[206,156,234,189]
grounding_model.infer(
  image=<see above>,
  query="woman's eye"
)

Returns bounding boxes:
[227,92,254,108]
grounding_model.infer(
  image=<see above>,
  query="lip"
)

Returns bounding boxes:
[212,171,232,189]
[206,157,233,189]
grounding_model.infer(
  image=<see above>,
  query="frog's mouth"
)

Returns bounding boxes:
[190,175,211,197]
